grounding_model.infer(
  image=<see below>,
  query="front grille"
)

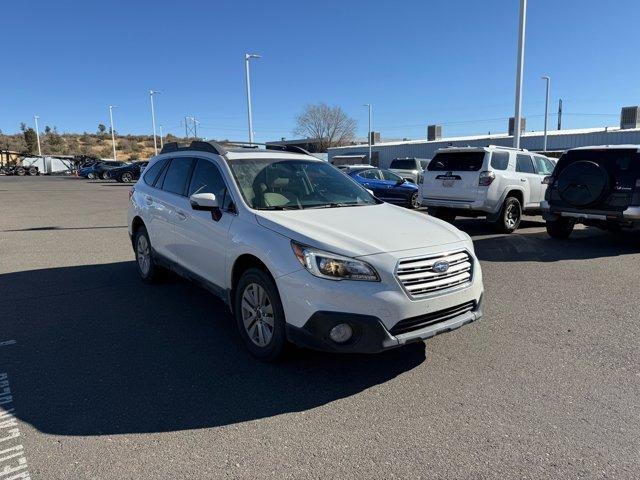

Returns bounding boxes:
[390,301,476,335]
[395,250,473,298]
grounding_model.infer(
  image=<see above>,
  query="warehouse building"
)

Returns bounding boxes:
[328,106,640,167]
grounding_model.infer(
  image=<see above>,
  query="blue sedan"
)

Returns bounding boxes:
[345,166,421,209]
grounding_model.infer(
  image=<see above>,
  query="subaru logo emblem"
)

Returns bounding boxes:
[433,261,450,273]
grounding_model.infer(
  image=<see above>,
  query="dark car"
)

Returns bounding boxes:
[542,145,640,238]
[93,161,129,180]
[345,166,420,209]
[109,161,149,183]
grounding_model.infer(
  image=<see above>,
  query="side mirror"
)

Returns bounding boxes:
[190,193,222,221]
[396,178,406,185]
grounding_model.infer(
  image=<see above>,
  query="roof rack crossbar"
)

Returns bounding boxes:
[160,140,228,156]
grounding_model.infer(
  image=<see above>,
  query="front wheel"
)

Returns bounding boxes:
[87,172,96,179]
[234,268,287,361]
[101,171,110,180]
[408,192,421,209]
[134,225,161,283]
[121,172,133,183]
[546,217,574,239]
[494,197,522,233]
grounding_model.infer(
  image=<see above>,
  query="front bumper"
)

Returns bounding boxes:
[287,298,483,353]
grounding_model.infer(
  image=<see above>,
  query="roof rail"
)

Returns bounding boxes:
[160,140,228,156]
[222,140,313,156]
[486,144,528,151]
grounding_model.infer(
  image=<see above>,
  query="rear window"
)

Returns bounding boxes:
[390,159,417,170]
[490,151,509,170]
[556,149,640,180]
[427,152,486,172]
[143,158,169,186]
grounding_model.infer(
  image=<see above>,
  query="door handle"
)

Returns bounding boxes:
[144,195,153,205]
[520,178,526,182]
[176,210,187,221]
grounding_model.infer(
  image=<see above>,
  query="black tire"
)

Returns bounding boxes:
[101,171,110,180]
[234,268,287,361]
[16,167,26,176]
[494,196,522,234]
[28,167,37,176]
[121,172,133,183]
[133,225,161,283]
[430,207,456,223]
[87,172,96,179]
[546,218,574,239]
[407,191,421,209]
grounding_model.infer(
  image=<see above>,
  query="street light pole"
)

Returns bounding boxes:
[244,53,261,143]
[541,76,551,152]
[159,124,164,149]
[364,104,372,163]
[513,0,527,149]
[33,115,42,156]
[149,90,159,155]
[108,105,118,160]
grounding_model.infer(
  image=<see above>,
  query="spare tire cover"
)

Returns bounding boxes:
[557,160,609,207]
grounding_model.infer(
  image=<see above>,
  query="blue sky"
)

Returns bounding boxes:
[2,0,638,142]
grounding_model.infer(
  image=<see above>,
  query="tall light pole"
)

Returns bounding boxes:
[159,124,164,149]
[512,0,527,149]
[244,53,261,143]
[364,104,372,163]
[108,105,118,160]
[33,115,42,156]
[541,76,551,152]
[149,90,160,155]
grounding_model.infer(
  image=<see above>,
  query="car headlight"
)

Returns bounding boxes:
[291,241,380,281]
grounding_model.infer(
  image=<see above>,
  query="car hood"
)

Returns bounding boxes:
[254,203,469,257]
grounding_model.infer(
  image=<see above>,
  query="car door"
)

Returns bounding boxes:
[151,157,196,262]
[515,154,538,208]
[356,169,389,199]
[173,158,236,291]
[380,169,408,203]
[532,155,555,204]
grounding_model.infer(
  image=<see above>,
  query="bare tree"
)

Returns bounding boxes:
[293,103,357,151]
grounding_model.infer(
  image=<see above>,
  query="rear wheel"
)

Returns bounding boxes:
[28,167,38,176]
[101,171,110,180]
[121,171,133,183]
[16,167,26,176]
[87,172,96,179]
[546,217,574,239]
[494,196,522,233]
[234,268,287,361]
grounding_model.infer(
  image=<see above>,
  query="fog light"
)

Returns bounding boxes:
[329,323,353,344]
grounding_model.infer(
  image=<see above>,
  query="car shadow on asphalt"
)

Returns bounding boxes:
[0,261,425,436]
[455,220,640,262]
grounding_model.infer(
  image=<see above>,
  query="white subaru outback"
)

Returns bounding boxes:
[127,141,484,360]
[421,145,556,232]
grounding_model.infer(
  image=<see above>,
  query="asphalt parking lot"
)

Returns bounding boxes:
[1,176,639,479]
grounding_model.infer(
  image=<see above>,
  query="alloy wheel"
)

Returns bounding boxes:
[136,234,151,276]
[241,283,274,347]
[505,202,520,229]
[411,192,420,209]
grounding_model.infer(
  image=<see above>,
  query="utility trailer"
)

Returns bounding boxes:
[0,150,39,175]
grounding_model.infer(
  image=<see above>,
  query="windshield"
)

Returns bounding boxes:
[427,151,486,171]
[390,159,417,169]
[228,158,379,210]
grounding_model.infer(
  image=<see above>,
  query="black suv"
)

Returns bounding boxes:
[542,146,640,238]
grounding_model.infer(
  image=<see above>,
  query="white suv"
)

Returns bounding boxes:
[420,145,555,232]
[128,141,484,360]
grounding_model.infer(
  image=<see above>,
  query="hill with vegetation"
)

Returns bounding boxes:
[0,123,185,161]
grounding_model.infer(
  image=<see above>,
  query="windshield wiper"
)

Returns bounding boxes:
[304,202,368,209]
[258,205,302,210]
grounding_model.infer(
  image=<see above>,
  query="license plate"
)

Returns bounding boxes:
[442,179,455,187]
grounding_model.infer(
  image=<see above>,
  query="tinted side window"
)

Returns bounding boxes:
[161,158,196,196]
[188,159,232,210]
[490,152,509,170]
[533,156,554,175]
[143,158,169,186]
[516,154,535,174]
[359,169,381,180]
[381,169,403,181]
